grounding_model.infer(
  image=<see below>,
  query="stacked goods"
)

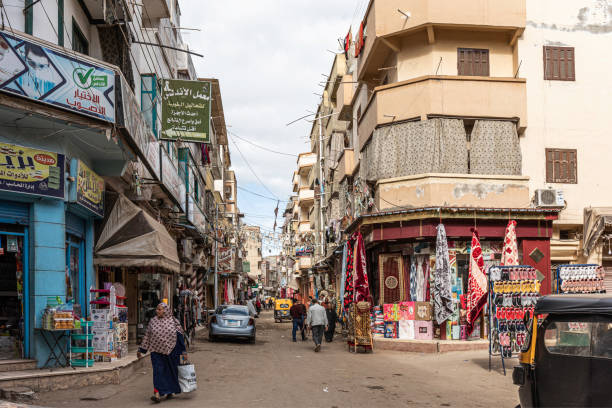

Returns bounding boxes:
[381,301,435,340]
[41,304,75,330]
[383,304,399,338]
[92,309,115,362]
[90,285,128,362]
[558,265,606,294]
[370,306,384,337]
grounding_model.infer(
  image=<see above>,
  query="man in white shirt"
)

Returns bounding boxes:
[305,298,328,352]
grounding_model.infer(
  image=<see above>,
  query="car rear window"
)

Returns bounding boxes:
[222,307,248,316]
[280,304,289,308]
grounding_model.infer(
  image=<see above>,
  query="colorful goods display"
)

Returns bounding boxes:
[398,320,415,340]
[383,303,399,321]
[556,264,606,294]
[398,301,415,320]
[384,321,398,339]
[41,303,75,330]
[489,265,540,359]
[348,301,373,352]
[90,284,128,361]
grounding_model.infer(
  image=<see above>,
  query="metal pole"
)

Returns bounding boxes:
[317,116,325,263]
[214,203,219,309]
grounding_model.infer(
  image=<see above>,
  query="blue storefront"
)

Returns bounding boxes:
[0,28,120,365]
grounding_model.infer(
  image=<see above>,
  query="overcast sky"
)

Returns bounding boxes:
[182,1,366,254]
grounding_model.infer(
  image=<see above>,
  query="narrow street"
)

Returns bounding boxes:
[37,312,517,408]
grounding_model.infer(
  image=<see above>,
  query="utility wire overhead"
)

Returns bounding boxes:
[228,131,298,157]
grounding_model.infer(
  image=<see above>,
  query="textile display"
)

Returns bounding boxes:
[383,304,399,321]
[433,224,454,324]
[363,119,468,182]
[343,240,355,312]
[470,120,522,175]
[501,220,519,266]
[379,254,403,304]
[340,242,348,314]
[467,230,487,336]
[424,257,431,302]
[384,321,398,338]
[398,320,415,340]
[352,301,373,346]
[409,258,417,301]
[402,256,411,301]
[352,232,371,304]
[415,257,424,302]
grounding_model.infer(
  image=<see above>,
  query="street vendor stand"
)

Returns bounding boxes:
[347,301,373,353]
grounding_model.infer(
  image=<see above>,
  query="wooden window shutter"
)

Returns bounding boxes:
[543,46,575,81]
[458,48,489,76]
[545,148,577,183]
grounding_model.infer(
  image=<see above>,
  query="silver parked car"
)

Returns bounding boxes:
[208,305,256,343]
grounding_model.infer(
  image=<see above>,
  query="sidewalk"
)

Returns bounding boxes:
[373,338,489,353]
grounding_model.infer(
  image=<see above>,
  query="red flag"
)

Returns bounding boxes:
[355,22,365,57]
[344,28,352,58]
[467,229,487,335]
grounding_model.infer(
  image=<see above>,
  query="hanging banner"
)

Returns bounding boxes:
[76,160,104,217]
[160,79,211,142]
[0,142,64,198]
[0,30,115,122]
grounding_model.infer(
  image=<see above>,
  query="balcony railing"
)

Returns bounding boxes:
[358,75,527,152]
[298,188,315,207]
[297,153,316,175]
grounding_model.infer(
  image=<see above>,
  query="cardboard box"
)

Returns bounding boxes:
[114,323,128,343]
[440,321,453,340]
[383,304,399,321]
[92,330,113,352]
[384,321,398,338]
[414,320,434,340]
[92,310,111,329]
[451,324,461,340]
[415,302,432,321]
[398,320,415,340]
[398,301,415,320]
[93,352,117,363]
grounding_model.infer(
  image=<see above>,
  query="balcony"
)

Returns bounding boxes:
[358,76,527,151]
[298,188,315,207]
[292,172,299,192]
[298,256,312,270]
[297,153,316,176]
[358,0,525,79]
[298,221,312,234]
[336,75,354,121]
[142,0,171,19]
[375,173,530,211]
[337,149,356,179]
[327,54,347,101]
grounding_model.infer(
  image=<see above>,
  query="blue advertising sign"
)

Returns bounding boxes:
[0,30,115,122]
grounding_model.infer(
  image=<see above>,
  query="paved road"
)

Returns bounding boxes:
[38,311,518,407]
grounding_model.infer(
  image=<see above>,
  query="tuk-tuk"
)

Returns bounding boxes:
[274,298,293,323]
[513,295,612,407]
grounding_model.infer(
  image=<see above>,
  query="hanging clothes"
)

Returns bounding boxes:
[415,256,424,302]
[410,257,417,301]
[433,224,454,324]
[352,232,371,304]
[339,242,347,313]
[467,229,487,335]
[501,220,519,266]
[422,257,430,302]
[343,241,355,312]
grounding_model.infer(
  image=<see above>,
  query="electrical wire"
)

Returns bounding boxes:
[237,186,289,202]
[228,131,298,157]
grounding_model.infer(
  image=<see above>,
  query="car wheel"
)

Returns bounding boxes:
[208,331,216,342]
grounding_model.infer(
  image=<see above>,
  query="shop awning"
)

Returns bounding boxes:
[583,207,612,257]
[94,194,180,273]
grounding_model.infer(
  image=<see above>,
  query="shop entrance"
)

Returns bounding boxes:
[0,227,28,360]
[65,235,84,318]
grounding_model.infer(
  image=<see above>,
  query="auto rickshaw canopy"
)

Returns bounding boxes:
[535,294,612,315]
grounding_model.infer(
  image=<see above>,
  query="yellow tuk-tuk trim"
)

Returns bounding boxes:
[519,316,538,365]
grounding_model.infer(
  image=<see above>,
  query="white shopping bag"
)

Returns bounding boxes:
[178,364,197,393]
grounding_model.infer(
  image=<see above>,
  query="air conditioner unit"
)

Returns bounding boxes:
[534,189,564,207]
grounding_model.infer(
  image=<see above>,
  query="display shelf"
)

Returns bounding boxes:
[89,289,110,293]
[71,346,94,353]
[90,300,110,305]
[70,359,94,367]
[71,333,93,340]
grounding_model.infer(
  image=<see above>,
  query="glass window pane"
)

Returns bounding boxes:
[545,321,592,357]
[592,322,612,359]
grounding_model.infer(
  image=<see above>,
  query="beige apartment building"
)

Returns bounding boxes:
[282,0,612,302]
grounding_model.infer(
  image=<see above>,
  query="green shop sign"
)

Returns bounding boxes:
[160,79,211,142]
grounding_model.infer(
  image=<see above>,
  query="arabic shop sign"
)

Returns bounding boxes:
[0,142,64,198]
[76,160,104,217]
[0,30,115,122]
[160,79,210,142]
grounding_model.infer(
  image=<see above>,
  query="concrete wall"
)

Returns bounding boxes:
[376,174,531,210]
[519,0,612,234]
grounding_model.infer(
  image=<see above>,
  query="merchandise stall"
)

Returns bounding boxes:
[555,264,606,294]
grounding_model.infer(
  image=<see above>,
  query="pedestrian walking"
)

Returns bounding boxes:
[289,298,307,342]
[324,302,337,342]
[256,298,262,314]
[137,303,187,403]
[306,298,328,352]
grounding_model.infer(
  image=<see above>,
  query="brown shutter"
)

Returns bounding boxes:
[543,46,575,81]
[457,48,489,77]
[545,148,577,183]
[546,149,554,183]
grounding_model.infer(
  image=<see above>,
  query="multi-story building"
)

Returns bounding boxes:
[242,225,263,292]
[0,0,244,364]
[293,153,316,298]
[283,0,612,318]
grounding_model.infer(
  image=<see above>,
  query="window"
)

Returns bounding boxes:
[24,0,33,35]
[457,48,489,76]
[546,148,577,184]
[543,46,575,81]
[72,18,89,55]
[141,74,157,137]
[57,0,64,46]
[544,321,612,359]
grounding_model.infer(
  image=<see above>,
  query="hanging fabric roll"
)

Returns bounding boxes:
[415,256,424,302]
[501,220,519,266]
[340,242,348,314]
[410,257,417,301]
[467,229,487,335]
[352,232,371,304]
[433,224,454,324]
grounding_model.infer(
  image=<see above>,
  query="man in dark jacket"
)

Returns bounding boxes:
[289,299,307,342]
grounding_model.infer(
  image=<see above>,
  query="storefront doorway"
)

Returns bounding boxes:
[65,235,84,318]
[0,227,28,360]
